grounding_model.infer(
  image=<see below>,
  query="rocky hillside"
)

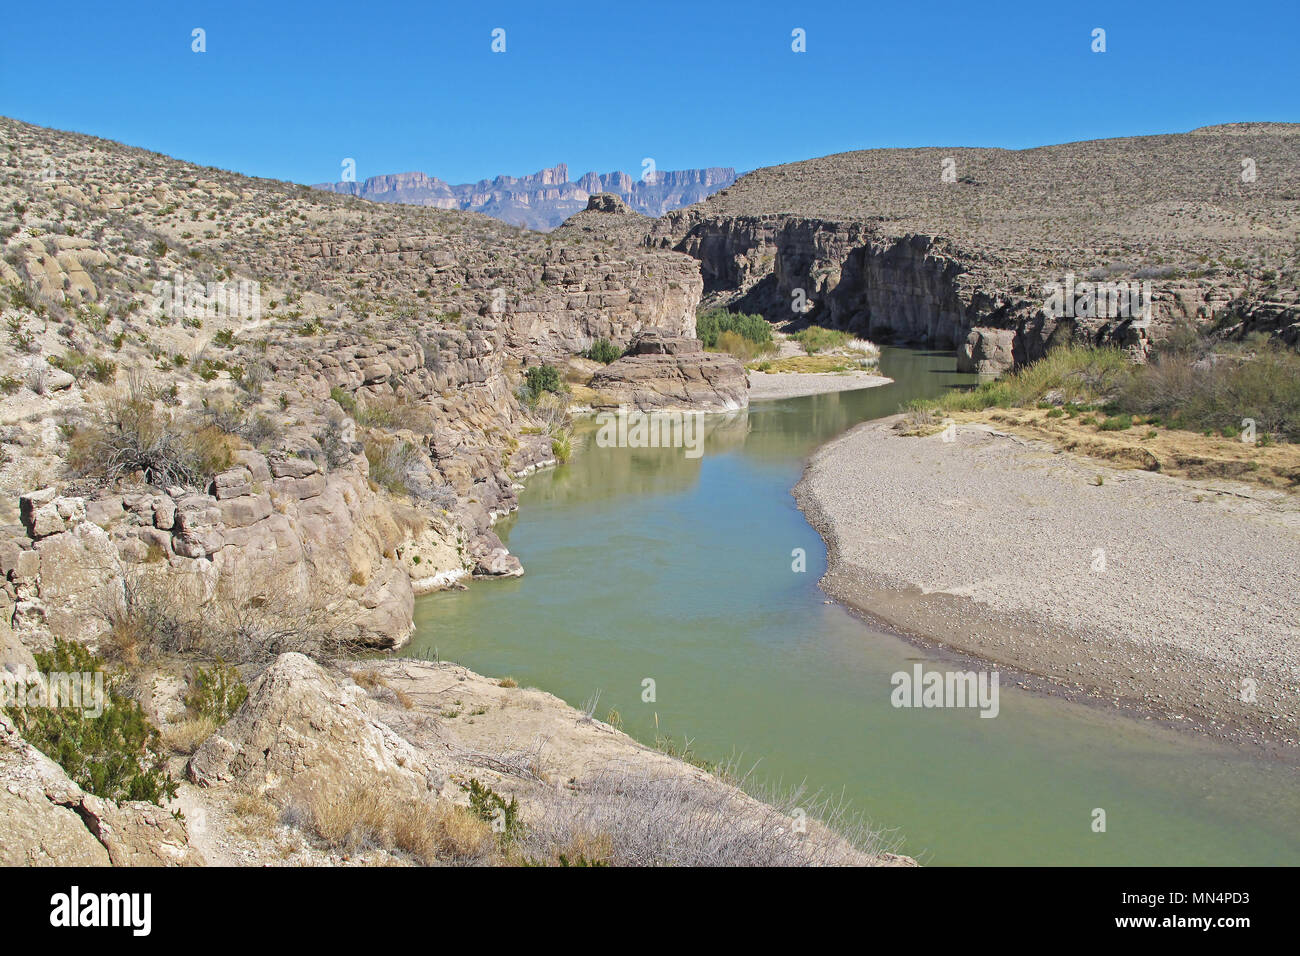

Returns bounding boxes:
[314,163,736,231]
[0,116,740,658]
[649,123,1300,373]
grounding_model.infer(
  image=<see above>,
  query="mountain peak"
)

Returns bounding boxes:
[312,163,736,231]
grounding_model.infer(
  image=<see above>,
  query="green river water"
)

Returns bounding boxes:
[410,347,1300,865]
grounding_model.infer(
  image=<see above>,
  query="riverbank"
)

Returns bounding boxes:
[748,369,893,401]
[794,416,1300,755]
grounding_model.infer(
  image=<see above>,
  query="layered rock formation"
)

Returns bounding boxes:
[649,124,1300,373]
[314,163,736,231]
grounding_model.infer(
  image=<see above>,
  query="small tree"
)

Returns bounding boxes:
[523,365,563,402]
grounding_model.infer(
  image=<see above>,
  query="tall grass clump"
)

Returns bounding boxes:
[910,339,1299,443]
[915,345,1133,414]
[793,326,851,354]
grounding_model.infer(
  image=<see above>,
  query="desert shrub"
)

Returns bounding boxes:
[239,412,282,449]
[695,309,773,349]
[196,398,245,434]
[97,565,364,665]
[1119,345,1300,441]
[161,716,217,756]
[66,395,235,487]
[713,329,774,362]
[328,385,357,417]
[527,389,570,436]
[582,338,622,364]
[523,365,564,402]
[184,659,248,724]
[1098,415,1132,431]
[915,344,1133,415]
[516,765,890,867]
[314,414,351,470]
[365,438,426,498]
[354,396,433,431]
[5,640,177,806]
[6,316,36,353]
[912,340,1299,443]
[465,778,522,845]
[48,350,118,385]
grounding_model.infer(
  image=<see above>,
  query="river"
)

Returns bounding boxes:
[410,347,1300,865]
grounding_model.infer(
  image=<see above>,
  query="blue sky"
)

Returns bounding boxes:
[2,0,1297,186]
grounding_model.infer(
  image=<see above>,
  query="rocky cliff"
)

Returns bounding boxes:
[0,117,718,656]
[649,124,1300,373]
[314,163,736,231]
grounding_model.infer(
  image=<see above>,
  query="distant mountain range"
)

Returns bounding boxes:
[311,163,736,231]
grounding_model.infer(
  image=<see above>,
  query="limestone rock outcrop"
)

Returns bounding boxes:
[588,330,749,411]
[188,652,445,802]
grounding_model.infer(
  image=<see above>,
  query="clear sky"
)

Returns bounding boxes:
[2,0,1297,186]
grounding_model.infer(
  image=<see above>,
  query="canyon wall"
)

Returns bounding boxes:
[653,211,1282,374]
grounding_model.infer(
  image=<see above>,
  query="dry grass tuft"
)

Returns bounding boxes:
[161,716,217,755]
[289,785,496,865]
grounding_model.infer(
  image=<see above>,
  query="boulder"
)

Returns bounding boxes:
[20,489,86,539]
[589,330,749,411]
[957,327,1017,376]
[188,652,443,801]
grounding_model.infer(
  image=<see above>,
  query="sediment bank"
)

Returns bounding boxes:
[794,417,1300,754]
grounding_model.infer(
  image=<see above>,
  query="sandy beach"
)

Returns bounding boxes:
[794,417,1300,754]
[747,369,892,401]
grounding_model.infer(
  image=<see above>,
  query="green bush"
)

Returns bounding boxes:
[912,340,1299,444]
[523,365,564,401]
[329,385,358,416]
[1119,343,1300,441]
[582,338,622,364]
[695,309,773,350]
[5,640,177,806]
[464,778,522,844]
